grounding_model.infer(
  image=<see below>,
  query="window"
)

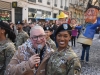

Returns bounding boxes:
[47,0,50,5]
[54,0,57,7]
[65,0,67,6]
[60,0,63,8]
[64,0,68,10]
[38,0,42,3]
[28,0,36,2]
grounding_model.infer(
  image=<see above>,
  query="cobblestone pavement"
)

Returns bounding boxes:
[71,34,100,75]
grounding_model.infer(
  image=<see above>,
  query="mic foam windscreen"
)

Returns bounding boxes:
[37,44,42,49]
[37,44,42,55]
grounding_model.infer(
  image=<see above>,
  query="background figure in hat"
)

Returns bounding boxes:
[46,23,81,75]
[15,21,29,49]
[75,3,100,63]
[57,12,68,26]
[54,12,69,47]
[43,26,57,51]
[0,21,16,75]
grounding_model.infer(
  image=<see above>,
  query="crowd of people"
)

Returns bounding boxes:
[0,3,100,75]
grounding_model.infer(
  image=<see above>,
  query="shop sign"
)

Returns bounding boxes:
[12,2,17,8]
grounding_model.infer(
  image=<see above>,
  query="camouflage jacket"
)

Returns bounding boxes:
[15,30,29,49]
[0,39,16,75]
[46,46,81,75]
[47,38,57,51]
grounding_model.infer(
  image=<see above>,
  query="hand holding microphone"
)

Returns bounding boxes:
[29,44,42,69]
[29,54,40,69]
[35,44,42,67]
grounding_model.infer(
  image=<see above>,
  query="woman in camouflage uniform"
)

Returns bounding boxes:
[0,21,16,75]
[46,23,81,75]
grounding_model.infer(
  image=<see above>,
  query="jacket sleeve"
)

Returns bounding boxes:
[5,42,16,68]
[5,49,32,75]
[75,26,82,30]
[68,57,81,75]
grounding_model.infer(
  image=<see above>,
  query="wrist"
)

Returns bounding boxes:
[28,59,35,69]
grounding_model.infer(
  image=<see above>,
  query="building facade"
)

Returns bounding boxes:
[68,0,88,24]
[1,0,71,23]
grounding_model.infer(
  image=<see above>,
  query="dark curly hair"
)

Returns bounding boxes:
[0,21,16,42]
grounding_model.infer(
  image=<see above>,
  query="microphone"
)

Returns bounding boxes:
[35,44,42,68]
[37,44,42,55]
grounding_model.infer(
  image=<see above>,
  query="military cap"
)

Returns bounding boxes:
[0,20,11,31]
[0,20,16,42]
[55,23,72,36]
[43,26,53,31]
[86,3,100,11]
[16,21,24,25]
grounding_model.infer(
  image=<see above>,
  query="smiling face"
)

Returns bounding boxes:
[84,8,99,23]
[30,27,46,49]
[56,31,71,50]
[16,24,23,30]
[44,30,52,40]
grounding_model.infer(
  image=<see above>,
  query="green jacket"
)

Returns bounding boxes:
[47,38,57,51]
[15,30,29,49]
[0,39,16,75]
[46,46,81,75]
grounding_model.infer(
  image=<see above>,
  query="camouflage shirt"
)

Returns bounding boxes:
[47,38,57,51]
[0,38,16,75]
[15,30,29,49]
[46,46,81,75]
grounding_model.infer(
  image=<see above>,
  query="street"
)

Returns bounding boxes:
[72,34,100,75]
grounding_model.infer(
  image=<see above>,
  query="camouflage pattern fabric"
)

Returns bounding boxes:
[46,46,81,75]
[47,38,57,51]
[0,39,16,75]
[15,30,29,49]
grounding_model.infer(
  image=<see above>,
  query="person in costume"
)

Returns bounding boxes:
[75,4,100,63]
[57,11,68,25]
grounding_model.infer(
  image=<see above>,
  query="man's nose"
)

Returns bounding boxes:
[37,37,41,41]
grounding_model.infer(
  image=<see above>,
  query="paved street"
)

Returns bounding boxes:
[72,34,100,75]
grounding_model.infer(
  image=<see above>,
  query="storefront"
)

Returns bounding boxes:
[28,8,51,22]
[0,1,11,22]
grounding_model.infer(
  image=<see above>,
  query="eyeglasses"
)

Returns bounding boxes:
[31,35,45,41]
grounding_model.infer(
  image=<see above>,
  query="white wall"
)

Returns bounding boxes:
[22,7,28,22]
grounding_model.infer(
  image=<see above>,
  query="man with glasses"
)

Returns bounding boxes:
[5,25,54,75]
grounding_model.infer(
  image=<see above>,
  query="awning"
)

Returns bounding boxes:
[45,18,58,20]
[35,18,58,20]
